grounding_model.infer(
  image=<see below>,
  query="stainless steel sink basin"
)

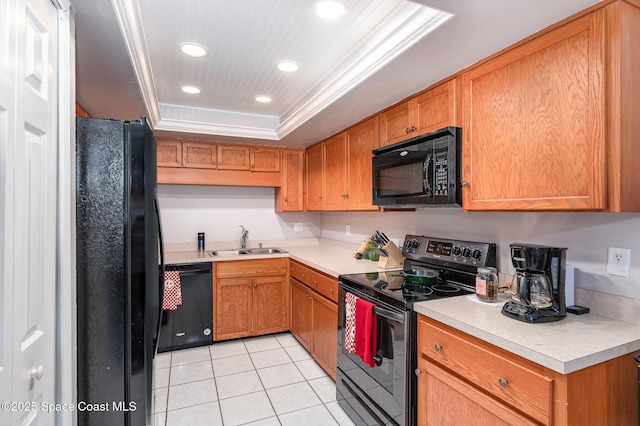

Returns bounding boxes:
[245,247,287,255]
[207,249,247,256]
[207,247,287,256]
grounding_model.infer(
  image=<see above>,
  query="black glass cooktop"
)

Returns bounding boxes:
[339,235,497,310]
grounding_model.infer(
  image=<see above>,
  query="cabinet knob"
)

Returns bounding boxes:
[305,294,311,300]
[411,125,416,132]
[313,280,318,286]
[302,273,306,278]
[414,368,422,377]
[329,288,334,293]
[31,365,44,381]
[434,344,442,352]
[176,159,180,163]
[251,164,255,168]
[461,180,469,187]
[284,197,288,202]
[499,378,508,388]
[405,127,411,134]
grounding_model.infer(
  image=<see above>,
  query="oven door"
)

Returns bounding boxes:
[337,283,413,426]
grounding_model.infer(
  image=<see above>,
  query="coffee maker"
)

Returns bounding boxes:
[501,243,567,323]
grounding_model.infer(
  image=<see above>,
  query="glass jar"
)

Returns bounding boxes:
[476,267,498,302]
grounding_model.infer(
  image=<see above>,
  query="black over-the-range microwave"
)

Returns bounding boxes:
[372,126,462,208]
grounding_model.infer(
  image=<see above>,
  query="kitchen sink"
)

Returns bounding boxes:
[207,249,246,256]
[245,248,287,255]
[207,247,287,256]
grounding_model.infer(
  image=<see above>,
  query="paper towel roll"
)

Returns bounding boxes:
[565,264,575,307]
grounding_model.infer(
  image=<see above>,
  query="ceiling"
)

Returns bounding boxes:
[73,0,600,148]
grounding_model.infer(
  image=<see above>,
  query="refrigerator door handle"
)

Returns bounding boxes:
[154,195,165,355]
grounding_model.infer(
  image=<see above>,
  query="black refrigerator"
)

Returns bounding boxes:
[76,117,164,425]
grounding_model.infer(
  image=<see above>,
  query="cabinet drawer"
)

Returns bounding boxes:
[418,316,552,424]
[289,260,338,303]
[216,258,287,278]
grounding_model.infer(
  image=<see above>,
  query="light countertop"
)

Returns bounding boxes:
[414,295,640,374]
[164,238,385,276]
[165,238,640,375]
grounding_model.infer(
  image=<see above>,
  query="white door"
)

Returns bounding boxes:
[0,0,59,423]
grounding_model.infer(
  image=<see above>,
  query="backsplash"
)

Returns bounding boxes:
[157,184,640,318]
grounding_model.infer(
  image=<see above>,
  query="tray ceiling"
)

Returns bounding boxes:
[73,0,601,147]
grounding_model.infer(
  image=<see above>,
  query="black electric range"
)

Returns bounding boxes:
[336,235,496,426]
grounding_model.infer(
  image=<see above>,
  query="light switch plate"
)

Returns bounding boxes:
[294,223,303,232]
[607,247,631,278]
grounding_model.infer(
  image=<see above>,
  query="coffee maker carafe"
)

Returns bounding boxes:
[502,243,567,323]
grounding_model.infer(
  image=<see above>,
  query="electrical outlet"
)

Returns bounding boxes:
[294,223,303,232]
[607,247,631,278]
[346,224,351,236]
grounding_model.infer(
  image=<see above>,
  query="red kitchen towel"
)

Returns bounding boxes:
[344,292,358,354]
[355,298,378,368]
[162,270,182,310]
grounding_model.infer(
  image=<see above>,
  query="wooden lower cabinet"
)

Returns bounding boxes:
[417,315,638,425]
[289,261,338,379]
[214,259,288,341]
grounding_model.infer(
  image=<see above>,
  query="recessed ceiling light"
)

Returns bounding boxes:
[255,96,272,103]
[179,43,208,58]
[313,0,346,20]
[181,85,201,94]
[277,61,299,73]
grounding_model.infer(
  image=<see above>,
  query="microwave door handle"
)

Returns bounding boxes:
[423,154,433,197]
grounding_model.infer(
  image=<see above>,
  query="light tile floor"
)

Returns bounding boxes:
[153,332,356,426]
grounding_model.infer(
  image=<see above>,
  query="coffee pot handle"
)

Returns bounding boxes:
[518,274,531,305]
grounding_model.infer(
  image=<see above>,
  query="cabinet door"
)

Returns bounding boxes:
[276,149,304,212]
[323,133,348,210]
[416,358,537,426]
[462,12,605,211]
[157,139,182,167]
[380,100,412,146]
[183,142,217,169]
[413,79,458,136]
[311,293,338,379]
[217,144,250,170]
[215,278,253,340]
[346,116,379,210]
[253,276,288,335]
[290,279,312,350]
[305,143,324,210]
[250,147,280,172]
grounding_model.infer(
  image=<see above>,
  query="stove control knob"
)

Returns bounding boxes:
[452,246,462,257]
[411,239,420,249]
[462,247,471,258]
[471,249,482,260]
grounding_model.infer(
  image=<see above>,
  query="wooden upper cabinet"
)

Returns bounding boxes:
[217,144,250,170]
[462,11,605,211]
[183,142,217,169]
[276,148,304,212]
[380,79,458,147]
[250,147,280,172]
[323,133,348,210]
[157,139,182,167]
[346,116,379,210]
[305,142,324,210]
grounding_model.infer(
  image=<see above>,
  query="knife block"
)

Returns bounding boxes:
[377,241,404,270]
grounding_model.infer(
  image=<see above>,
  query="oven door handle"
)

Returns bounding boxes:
[373,306,405,323]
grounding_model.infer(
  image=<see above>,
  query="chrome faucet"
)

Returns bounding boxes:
[239,225,249,250]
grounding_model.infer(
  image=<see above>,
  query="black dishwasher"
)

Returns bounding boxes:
[157,262,213,353]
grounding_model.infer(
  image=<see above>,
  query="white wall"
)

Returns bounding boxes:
[321,210,640,300]
[157,185,321,247]
[158,185,640,300]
